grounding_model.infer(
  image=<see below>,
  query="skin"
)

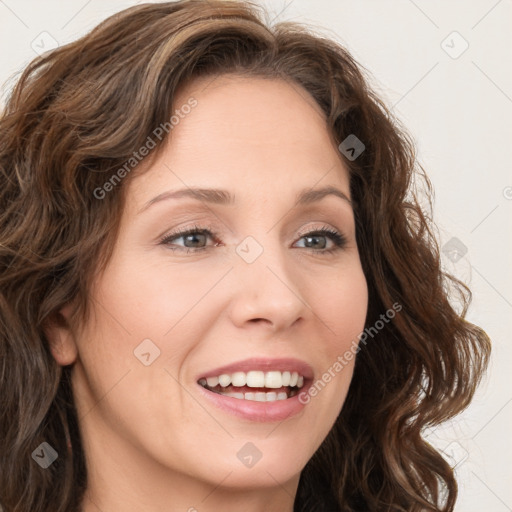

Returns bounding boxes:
[46,74,368,512]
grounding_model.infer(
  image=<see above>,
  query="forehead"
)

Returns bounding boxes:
[171,73,333,149]
[127,74,350,208]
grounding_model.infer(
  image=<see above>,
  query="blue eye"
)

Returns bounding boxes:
[294,228,347,253]
[159,224,347,254]
[159,225,218,253]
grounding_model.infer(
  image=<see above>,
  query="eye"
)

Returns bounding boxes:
[158,224,219,253]
[158,223,348,255]
[294,225,348,254]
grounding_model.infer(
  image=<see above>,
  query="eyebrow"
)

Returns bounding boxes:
[137,185,352,215]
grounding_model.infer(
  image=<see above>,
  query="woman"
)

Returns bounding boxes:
[0,1,491,511]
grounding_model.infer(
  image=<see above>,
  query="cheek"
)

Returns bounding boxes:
[309,261,368,351]
[300,262,367,414]
[90,251,206,340]
[75,252,226,413]
[101,251,235,335]
[72,263,194,454]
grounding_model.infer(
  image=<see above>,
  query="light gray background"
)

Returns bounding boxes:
[1,1,510,510]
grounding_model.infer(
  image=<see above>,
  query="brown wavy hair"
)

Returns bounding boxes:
[0,1,491,511]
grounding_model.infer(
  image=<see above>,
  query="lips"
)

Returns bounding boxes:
[195,358,313,420]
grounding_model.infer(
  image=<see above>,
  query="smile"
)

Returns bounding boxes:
[196,358,313,421]
[199,370,305,401]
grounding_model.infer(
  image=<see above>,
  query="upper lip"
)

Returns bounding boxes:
[197,357,314,381]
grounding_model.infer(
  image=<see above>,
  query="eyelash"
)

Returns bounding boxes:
[158,224,348,255]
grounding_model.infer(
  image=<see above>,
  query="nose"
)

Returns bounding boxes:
[228,239,307,334]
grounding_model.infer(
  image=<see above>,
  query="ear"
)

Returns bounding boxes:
[43,304,79,366]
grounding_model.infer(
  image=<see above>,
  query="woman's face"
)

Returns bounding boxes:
[50,75,368,508]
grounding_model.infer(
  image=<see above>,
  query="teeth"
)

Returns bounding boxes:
[231,371,246,387]
[246,371,265,387]
[206,388,293,401]
[265,371,283,388]
[218,374,231,387]
[223,392,244,399]
[206,376,219,387]
[201,370,306,389]
[225,391,287,401]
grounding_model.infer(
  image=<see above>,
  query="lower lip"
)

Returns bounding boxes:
[197,383,311,422]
